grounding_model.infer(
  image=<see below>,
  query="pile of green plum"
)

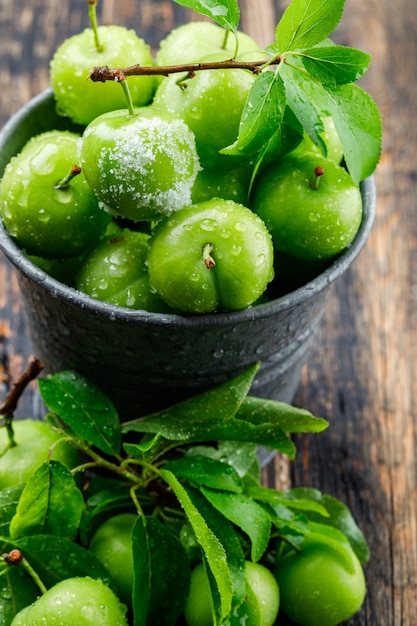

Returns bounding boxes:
[0,4,366,315]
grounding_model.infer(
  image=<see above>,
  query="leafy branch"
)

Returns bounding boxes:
[0,365,369,624]
[88,0,381,186]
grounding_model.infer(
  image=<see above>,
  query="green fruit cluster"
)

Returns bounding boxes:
[0,365,369,626]
[0,15,364,315]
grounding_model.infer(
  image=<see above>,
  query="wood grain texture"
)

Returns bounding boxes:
[0,1,416,624]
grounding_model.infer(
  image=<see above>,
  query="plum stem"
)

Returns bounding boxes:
[21,557,48,594]
[88,0,103,52]
[203,243,216,269]
[119,79,136,117]
[3,551,48,595]
[309,166,325,190]
[55,164,82,190]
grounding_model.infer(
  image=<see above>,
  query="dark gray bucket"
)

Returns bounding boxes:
[0,89,376,419]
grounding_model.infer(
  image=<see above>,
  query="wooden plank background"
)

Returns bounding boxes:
[0,0,416,624]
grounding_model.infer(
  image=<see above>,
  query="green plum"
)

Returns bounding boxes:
[89,513,136,609]
[80,107,201,222]
[0,419,79,489]
[50,25,156,126]
[11,576,128,625]
[191,166,252,205]
[152,52,257,170]
[156,21,263,69]
[0,130,110,258]
[251,152,362,261]
[183,560,279,626]
[147,198,274,314]
[27,253,86,287]
[275,527,366,626]
[75,228,171,311]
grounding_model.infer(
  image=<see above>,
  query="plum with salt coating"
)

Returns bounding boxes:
[80,107,201,222]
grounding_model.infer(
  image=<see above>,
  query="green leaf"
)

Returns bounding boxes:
[11,534,111,588]
[206,422,297,456]
[201,487,271,562]
[160,469,233,622]
[236,395,328,433]
[253,105,304,172]
[290,521,360,573]
[130,517,151,624]
[124,433,161,457]
[286,487,370,562]
[123,387,326,459]
[186,487,247,615]
[300,45,370,85]
[324,83,382,183]
[39,371,121,456]
[280,62,326,153]
[245,484,329,517]
[186,441,259,479]
[221,71,286,156]
[0,485,24,536]
[164,456,243,493]
[122,364,259,440]
[9,461,84,540]
[132,515,190,625]
[275,0,346,52]
[173,0,240,32]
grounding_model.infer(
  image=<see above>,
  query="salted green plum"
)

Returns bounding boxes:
[0,130,110,258]
[50,25,156,126]
[148,199,274,314]
[76,228,170,311]
[11,576,128,626]
[251,153,362,261]
[153,53,256,170]
[80,107,201,222]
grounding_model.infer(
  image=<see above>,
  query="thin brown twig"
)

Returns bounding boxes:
[0,356,44,418]
[89,55,280,83]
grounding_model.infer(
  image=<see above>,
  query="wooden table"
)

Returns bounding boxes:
[0,1,416,624]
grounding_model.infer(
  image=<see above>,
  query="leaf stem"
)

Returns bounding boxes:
[130,484,145,517]
[69,439,142,484]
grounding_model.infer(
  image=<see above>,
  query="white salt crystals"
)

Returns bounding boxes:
[80,108,201,222]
